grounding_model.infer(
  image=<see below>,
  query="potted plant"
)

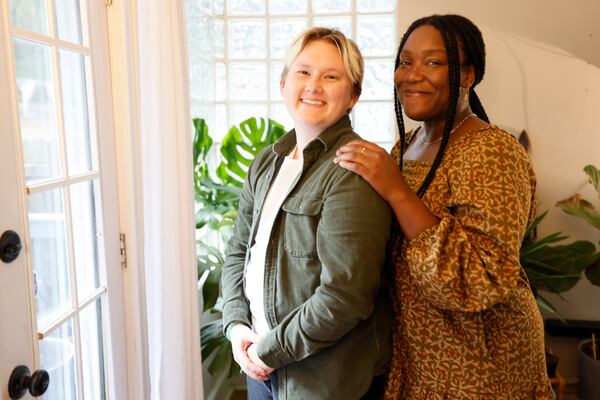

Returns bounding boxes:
[519,165,600,391]
[556,165,600,400]
[578,333,599,400]
[193,117,286,380]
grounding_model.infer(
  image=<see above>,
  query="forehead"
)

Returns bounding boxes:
[292,40,344,68]
[401,24,445,55]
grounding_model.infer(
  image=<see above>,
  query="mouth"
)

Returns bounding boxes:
[300,98,326,106]
[402,89,430,97]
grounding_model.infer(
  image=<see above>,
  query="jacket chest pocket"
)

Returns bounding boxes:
[281,194,323,258]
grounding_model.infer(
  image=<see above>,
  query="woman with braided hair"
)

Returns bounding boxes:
[335,14,553,399]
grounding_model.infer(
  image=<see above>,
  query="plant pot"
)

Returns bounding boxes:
[545,351,559,378]
[578,338,600,400]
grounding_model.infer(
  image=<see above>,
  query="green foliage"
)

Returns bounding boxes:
[194,116,285,378]
[556,165,600,285]
[521,212,598,291]
[521,165,600,314]
[556,165,600,231]
[217,118,286,188]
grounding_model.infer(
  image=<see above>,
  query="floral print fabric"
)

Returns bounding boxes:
[384,126,554,399]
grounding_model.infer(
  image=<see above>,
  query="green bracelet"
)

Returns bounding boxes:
[225,323,234,341]
[225,322,246,341]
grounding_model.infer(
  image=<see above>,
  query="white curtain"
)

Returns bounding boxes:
[136,1,203,398]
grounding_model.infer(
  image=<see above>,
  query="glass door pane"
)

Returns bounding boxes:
[70,180,101,301]
[39,320,78,400]
[10,0,49,35]
[28,188,72,328]
[55,0,83,44]
[59,49,95,175]
[13,37,61,184]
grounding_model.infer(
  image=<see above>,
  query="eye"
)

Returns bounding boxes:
[296,69,310,76]
[324,74,339,80]
[398,59,411,67]
[426,59,443,66]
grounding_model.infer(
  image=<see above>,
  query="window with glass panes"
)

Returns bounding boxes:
[202,0,398,147]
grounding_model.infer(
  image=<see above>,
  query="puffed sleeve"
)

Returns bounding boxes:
[403,129,536,312]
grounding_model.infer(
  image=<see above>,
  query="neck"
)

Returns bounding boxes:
[421,107,475,142]
[293,125,322,159]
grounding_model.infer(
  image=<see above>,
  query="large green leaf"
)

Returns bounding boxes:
[556,165,600,230]
[193,117,211,167]
[585,254,600,286]
[200,319,239,378]
[192,118,240,233]
[556,194,600,230]
[522,240,598,293]
[197,242,224,311]
[584,164,600,203]
[217,117,286,188]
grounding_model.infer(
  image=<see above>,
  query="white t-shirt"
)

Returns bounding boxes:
[245,152,303,336]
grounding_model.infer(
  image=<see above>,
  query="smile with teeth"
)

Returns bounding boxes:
[301,98,325,105]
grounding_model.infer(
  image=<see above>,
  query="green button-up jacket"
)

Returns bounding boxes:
[221,115,392,399]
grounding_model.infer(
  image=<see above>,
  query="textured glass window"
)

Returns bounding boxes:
[357,16,396,57]
[313,0,352,14]
[188,0,398,148]
[270,19,307,60]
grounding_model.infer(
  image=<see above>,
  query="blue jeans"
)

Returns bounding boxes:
[246,372,278,400]
[246,372,385,399]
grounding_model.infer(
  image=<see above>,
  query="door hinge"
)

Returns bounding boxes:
[119,233,127,268]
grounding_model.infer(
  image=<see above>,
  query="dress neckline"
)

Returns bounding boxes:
[403,125,496,165]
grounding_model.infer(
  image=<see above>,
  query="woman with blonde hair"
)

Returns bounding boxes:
[221,27,392,400]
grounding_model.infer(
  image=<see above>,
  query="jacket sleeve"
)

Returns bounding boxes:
[221,162,256,331]
[257,168,392,368]
[404,131,536,312]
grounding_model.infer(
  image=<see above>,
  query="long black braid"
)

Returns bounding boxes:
[394,15,488,197]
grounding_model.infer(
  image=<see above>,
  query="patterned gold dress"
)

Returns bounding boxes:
[384,126,554,399]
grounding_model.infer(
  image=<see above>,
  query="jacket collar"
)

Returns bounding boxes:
[272,114,353,156]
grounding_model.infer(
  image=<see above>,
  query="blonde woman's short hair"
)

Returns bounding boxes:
[281,27,364,97]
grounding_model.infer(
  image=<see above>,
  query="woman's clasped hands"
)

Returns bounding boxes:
[229,324,273,381]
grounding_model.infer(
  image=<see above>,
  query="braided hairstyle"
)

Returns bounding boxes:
[394,14,489,197]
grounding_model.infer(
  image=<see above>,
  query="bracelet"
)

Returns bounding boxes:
[225,322,246,341]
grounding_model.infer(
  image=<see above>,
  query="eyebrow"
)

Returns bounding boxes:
[293,63,344,73]
[400,49,446,56]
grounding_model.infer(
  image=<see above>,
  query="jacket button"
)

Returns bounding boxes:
[298,206,303,211]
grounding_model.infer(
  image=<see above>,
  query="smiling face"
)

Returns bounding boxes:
[281,40,359,135]
[394,24,471,123]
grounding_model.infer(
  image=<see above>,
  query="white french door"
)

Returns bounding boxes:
[0,0,127,399]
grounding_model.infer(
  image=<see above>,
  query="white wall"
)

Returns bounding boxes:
[398,3,600,383]
[401,0,600,68]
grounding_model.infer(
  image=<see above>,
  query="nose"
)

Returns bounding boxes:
[396,64,424,84]
[305,77,322,94]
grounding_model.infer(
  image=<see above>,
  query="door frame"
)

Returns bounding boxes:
[105,1,151,398]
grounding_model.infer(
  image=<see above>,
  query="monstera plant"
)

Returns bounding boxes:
[193,116,286,377]
[520,165,600,314]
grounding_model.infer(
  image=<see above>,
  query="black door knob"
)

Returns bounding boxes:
[0,230,22,263]
[8,365,50,399]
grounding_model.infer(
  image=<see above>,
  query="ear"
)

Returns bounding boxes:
[460,64,475,88]
[349,94,360,109]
